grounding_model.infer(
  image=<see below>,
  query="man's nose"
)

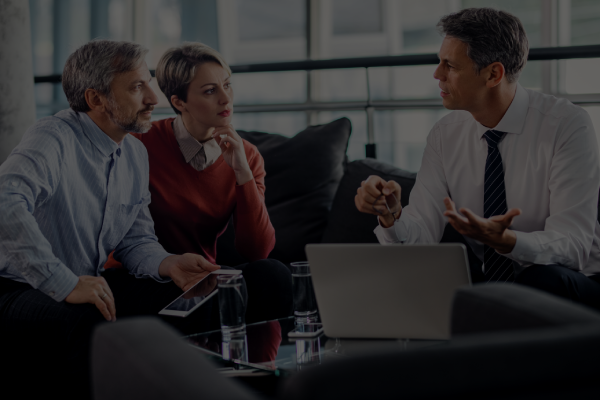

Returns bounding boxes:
[433,63,442,80]
[145,85,159,105]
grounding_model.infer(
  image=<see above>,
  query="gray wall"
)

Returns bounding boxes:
[0,0,36,163]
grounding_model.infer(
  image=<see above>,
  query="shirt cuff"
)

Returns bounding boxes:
[36,264,79,302]
[374,216,407,244]
[127,249,173,282]
[500,231,530,263]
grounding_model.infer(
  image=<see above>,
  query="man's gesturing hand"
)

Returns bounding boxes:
[355,175,402,228]
[159,253,221,292]
[443,197,521,254]
[65,276,116,322]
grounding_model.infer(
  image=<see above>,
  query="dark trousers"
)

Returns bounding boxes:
[440,225,600,308]
[0,258,292,399]
[514,264,600,310]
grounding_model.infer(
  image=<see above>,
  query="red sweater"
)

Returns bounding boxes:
[105,118,275,267]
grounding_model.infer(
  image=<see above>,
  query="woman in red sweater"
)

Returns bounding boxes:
[107,42,291,323]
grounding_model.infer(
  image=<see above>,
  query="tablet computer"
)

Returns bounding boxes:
[159,269,242,318]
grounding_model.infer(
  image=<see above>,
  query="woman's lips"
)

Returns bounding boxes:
[440,90,449,98]
[218,110,231,117]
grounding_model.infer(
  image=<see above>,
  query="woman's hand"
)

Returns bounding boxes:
[211,124,253,185]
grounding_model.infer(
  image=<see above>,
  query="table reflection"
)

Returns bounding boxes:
[222,334,248,364]
[186,316,444,374]
[294,337,321,369]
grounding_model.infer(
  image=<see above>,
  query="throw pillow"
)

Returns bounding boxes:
[216,118,351,266]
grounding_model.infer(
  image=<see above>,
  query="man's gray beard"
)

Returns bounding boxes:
[106,95,152,133]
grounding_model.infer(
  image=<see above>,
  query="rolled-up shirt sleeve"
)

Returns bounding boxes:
[503,112,600,270]
[0,133,79,302]
[113,186,172,282]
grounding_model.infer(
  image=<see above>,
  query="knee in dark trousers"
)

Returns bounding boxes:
[2,301,106,400]
[515,264,600,310]
[236,259,293,323]
[515,264,572,296]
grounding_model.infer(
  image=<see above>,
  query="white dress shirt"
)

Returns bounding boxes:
[173,114,222,171]
[375,83,600,276]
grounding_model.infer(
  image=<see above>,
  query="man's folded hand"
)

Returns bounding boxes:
[65,275,116,322]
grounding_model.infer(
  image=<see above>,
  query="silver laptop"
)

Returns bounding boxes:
[305,243,471,340]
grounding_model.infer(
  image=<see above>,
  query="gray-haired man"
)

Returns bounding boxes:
[356,8,600,307]
[0,40,220,398]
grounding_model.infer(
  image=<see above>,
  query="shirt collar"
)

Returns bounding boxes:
[78,111,121,157]
[476,82,529,137]
[173,114,204,163]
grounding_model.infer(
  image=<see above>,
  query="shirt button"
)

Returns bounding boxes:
[49,291,55,297]
[11,181,18,187]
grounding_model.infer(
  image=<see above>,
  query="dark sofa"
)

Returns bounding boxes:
[92,284,600,400]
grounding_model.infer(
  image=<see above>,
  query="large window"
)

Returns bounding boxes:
[31,0,600,172]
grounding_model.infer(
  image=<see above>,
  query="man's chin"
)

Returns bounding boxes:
[127,118,153,134]
[137,120,153,133]
[441,98,458,111]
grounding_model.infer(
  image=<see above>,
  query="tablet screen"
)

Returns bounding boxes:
[163,273,219,312]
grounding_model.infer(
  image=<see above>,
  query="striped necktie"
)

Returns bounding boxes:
[483,130,515,282]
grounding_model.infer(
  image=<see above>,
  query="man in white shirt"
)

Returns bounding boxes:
[355,8,600,308]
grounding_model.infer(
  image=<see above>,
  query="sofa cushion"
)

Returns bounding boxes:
[321,158,416,244]
[216,118,351,266]
[451,284,600,336]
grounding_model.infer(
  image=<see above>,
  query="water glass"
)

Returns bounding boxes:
[290,262,318,321]
[222,335,249,364]
[217,274,248,339]
[295,337,322,369]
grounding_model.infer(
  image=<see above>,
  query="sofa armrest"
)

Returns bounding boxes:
[451,283,600,336]
[91,317,261,400]
[281,323,600,400]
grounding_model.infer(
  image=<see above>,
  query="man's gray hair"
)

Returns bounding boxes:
[62,40,149,112]
[156,42,231,115]
[437,8,529,83]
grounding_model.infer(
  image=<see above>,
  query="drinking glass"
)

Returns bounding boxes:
[295,337,322,369]
[290,262,318,322]
[221,335,249,364]
[217,274,248,340]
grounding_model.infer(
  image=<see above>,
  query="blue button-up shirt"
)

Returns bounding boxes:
[0,109,171,302]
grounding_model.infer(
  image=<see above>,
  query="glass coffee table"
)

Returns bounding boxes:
[185,316,446,379]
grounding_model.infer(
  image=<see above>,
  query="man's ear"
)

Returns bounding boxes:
[85,88,107,112]
[171,95,187,113]
[485,62,505,88]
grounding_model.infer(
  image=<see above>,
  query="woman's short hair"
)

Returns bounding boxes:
[62,40,149,112]
[156,42,232,115]
[437,8,529,83]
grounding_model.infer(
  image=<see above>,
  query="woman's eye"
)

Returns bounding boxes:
[205,88,215,94]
